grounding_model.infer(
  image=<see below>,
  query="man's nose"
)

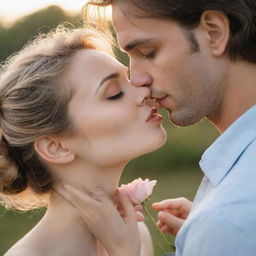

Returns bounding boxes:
[130,72,152,88]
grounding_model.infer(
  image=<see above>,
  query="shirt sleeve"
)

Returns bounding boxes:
[178,204,256,256]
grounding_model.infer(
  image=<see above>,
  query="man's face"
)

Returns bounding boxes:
[112,2,228,126]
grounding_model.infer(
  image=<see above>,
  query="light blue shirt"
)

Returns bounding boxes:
[175,105,256,256]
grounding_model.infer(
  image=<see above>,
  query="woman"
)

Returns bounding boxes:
[0,27,166,256]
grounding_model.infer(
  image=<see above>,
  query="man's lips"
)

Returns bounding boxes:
[154,95,169,104]
[146,107,163,122]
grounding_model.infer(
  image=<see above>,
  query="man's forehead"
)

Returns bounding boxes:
[112,4,151,50]
[111,1,149,31]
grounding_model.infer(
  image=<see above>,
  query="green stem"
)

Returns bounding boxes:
[142,202,175,253]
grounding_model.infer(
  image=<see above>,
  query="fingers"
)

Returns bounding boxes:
[134,204,144,222]
[56,182,139,225]
[54,184,86,207]
[118,188,137,224]
[152,197,188,210]
[136,211,145,222]
[54,183,107,229]
[159,224,170,233]
[54,182,95,209]
[55,182,140,256]
[134,204,143,212]
[152,197,192,218]
[152,197,191,236]
[157,211,185,235]
[118,203,144,222]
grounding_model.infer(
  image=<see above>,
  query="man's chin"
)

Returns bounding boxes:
[168,110,199,127]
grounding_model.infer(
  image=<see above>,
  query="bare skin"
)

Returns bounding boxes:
[5,49,165,256]
[112,2,256,133]
[152,198,192,235]
[59,2,256,254]
[111,1,256,238]
[55,184,153,256]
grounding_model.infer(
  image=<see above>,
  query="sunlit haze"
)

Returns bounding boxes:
[0,0,87,25]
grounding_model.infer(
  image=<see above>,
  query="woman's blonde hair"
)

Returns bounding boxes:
[0,26,114,210]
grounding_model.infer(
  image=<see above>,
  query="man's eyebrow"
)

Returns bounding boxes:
[95,73,120,94]
[123,38,154,52]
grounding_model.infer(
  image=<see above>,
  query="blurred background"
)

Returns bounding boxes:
[0,1,219,255]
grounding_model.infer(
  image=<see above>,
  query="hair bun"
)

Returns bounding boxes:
[0,136,27,195]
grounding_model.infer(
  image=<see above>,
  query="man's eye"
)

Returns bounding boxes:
[107,91,124,100]
[143,51,156,59]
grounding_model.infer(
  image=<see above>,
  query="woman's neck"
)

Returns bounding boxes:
[42,161,126,255]
[55,158,126,197]
[42,192,97,255]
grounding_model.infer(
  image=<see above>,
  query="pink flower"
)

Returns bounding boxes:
[120,178,157,204]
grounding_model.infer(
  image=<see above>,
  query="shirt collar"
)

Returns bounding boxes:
[199,105,256,186]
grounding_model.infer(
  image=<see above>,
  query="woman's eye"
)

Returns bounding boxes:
[107,91,124,100]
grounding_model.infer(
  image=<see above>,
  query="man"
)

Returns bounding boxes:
[59,0,256,255]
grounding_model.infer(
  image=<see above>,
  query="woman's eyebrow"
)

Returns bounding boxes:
[95,73,120,94]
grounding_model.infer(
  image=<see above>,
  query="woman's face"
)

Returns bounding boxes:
[63,49,166,167]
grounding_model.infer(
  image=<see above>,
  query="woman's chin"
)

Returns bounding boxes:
[136,130,167,157]
[153,127,167,148]
[149,136,167,153]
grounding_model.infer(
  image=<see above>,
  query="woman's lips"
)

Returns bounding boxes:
[146,107,163,122]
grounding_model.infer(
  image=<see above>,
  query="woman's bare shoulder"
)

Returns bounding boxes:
[4,238,43,256]
[4,247,42,256]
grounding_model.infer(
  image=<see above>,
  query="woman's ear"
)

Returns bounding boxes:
[199,10,230,57]
[34,136,75,165]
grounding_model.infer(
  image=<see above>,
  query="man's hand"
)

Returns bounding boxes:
[55,183,141,256]
[152,197,192,235]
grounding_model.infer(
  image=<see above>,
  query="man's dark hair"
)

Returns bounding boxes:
[87,0,256,63]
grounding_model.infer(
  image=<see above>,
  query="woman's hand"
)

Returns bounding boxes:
[152,197,192,235]
[55,183,141,256]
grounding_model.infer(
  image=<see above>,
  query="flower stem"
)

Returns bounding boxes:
[142,202,175,253]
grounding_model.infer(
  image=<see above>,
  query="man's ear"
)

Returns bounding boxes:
[199,10,230,57]
[34,136,75,165]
